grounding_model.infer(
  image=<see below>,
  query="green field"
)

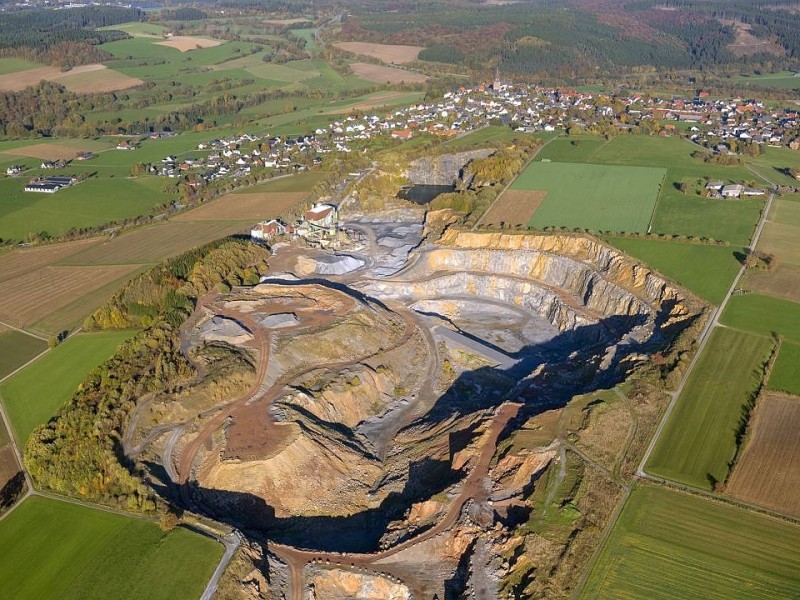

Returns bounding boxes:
[581,485,800,599]
[234,171,323,193]
[511,161,665,232]
[721,294,800,343]
[0,331,135,443]
[0,496,222,600]
[605,237,742,304]
[735,71,800,91]
[542,135,764,244]
[769,341,800,395]
[0,330,47,380]
[444,126,530,150]
[0,57,43,75]
[0,177,171,242]
[646,327,774,489]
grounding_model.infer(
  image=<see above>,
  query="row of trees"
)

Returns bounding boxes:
[26,239,272,512]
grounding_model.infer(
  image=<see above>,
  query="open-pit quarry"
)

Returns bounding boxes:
[124,209,703,600]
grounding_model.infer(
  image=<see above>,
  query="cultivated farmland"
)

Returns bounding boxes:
[0,64,141,93]
[0,330,135,443]
[511,161,665,233]
[56,221,248,266]
[0,264,140,331]
[646,327,774,489]
[726,393,800,516]
[0,330,46,380]
[742,265,800,303]
[0,496,222,600]
[174,191,306,222]
[333,42,424,64]
[605,237,742,304]
[155,36,224,52]
[581,486,800,599]
[768,341,800,395]
[480,190,548,228]
[721,293,800,343]
[0,142,94,161]
[349,62,429,84]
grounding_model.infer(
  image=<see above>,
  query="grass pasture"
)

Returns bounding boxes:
[726,392,800,516]
[581,485,800,599]
[0,57,43,75]
[721,293,800,343]
[0,330,46,380]
[734,71,800,90]
[511,161,665,233]
[0,330,135,443]
[646,327,774,489]
[769,341,800,395]
[349,62,428,84]
[0,496,222,600]
[604,237,742,304]
[0,177,172,242]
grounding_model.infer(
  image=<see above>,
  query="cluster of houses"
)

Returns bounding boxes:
[24,175,77,193]
[251,202,339,247]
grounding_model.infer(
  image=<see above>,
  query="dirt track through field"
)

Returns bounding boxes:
[726,392,800,517]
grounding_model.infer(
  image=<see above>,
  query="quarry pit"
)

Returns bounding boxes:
[126,210,702,599]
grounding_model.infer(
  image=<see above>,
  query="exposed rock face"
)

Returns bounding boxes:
[407,150,493,186]
[309,569,411,600]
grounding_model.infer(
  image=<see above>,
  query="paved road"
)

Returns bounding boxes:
[199,531,243,600]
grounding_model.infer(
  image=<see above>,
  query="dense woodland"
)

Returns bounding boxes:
[25,239,272,512]
[0,7,138,67]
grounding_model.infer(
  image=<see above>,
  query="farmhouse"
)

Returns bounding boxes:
[24,175,77,193]
[24,183,61,193]
[705,181,724,191]
[116,141,136,151]
[721,184,745,198]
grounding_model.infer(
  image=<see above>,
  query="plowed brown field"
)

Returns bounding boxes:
[334,42,423,64]
[0,238,100,283]
[156,36,223,52]
[727,393,800,517]
[0,264,139,328]
[480,190,547,228]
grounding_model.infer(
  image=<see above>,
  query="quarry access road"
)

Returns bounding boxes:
[269,402,522,600]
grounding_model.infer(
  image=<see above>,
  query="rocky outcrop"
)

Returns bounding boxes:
[309,569,411,600]
[407,150,493,186]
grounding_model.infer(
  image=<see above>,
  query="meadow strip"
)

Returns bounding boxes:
[646,327,774,489]
[581,485,800,599]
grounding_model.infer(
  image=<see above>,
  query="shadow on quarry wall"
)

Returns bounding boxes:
[147,308,698,554]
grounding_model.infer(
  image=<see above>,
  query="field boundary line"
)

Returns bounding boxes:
[646,170,668,234]
[472,132,562,230]
[0,320,48,341]
[0,347,50,386]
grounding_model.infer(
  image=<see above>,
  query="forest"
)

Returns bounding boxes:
[0,7,138,67]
